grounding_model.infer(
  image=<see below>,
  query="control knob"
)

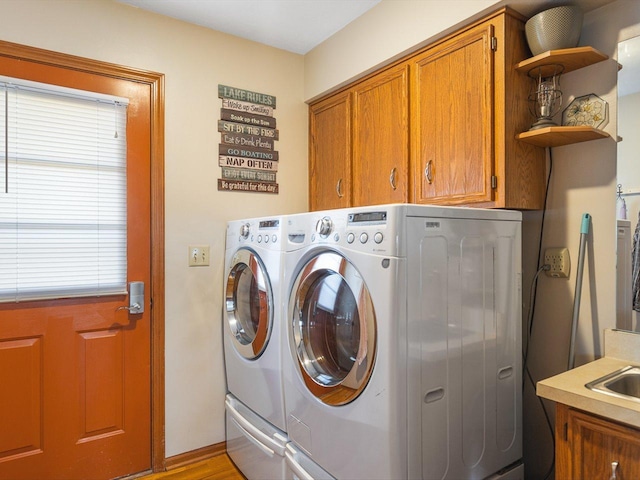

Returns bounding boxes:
[239,223,250,239]
[316,216,333,237]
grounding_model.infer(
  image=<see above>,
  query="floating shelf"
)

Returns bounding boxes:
[516,126,611,148]
[515,46,609,77]
[516,47,611,147]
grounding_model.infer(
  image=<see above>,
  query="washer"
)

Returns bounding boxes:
[223,215,288,479]
[282,204,523,479]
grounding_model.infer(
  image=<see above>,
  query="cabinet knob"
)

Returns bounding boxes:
[425,160,433,184]
[609,461,618,480]
[389,167,397,190]
[336,178,343,198]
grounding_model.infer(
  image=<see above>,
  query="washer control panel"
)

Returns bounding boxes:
[232,218,282,250]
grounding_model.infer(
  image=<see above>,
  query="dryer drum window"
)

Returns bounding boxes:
[226,248,273,359]
[290,251,376,406]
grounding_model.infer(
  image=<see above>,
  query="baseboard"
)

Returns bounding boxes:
[164,442,227,470]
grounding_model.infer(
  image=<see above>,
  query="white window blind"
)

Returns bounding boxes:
[0,77,129,302]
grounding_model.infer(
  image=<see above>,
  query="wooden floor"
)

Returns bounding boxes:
[138,454,245,480]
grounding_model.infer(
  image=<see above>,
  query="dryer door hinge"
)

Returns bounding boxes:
[491,175,498,189]
[491,36,498,51]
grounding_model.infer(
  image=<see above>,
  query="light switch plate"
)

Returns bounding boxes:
[189,245,210,266]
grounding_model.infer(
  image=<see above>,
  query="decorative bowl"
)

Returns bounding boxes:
[525,5,583,56]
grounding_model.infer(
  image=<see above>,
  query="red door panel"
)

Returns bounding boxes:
[0,54,152,480]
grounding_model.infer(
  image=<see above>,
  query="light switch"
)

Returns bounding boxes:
[189,245,210,266]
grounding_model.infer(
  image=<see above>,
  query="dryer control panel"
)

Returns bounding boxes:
[346,210,388,246]
[287,206,402,257]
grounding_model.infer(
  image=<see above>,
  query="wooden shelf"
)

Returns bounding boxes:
[516,126,611,147]
[516,47,611,148]
[516,46,609,77]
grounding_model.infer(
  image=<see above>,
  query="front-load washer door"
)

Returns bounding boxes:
[289,251,376,406]
[226,247,273,359]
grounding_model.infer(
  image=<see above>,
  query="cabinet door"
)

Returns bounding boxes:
[309,91,352,211]
[558,405,640,479]
[352,63,409,207]
[411,21,494,205]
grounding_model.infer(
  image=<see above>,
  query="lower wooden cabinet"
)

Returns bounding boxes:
[556,403,640,479]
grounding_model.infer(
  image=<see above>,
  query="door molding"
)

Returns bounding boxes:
[0,40,166,473]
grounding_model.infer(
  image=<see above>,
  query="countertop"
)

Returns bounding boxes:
[537,329,640,428]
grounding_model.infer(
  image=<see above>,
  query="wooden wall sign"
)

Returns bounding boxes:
[217,85,278,194]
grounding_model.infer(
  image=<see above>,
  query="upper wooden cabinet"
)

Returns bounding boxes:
[309,63,409,210]
[309,91,352,211]
[352,63,409,207]
[410,10,545,208]
[411,20,494,205]
[308,8,546,211]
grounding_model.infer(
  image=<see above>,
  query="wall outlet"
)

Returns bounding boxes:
[544,247,570,278]
[189,245,210,266]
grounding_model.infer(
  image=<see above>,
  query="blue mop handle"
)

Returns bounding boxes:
[581,213,591,235]
[569,213,591,370]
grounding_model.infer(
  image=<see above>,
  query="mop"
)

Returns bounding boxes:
[568,213,591,370]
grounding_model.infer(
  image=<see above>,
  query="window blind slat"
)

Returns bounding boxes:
[0,78,128,302]
[1,85,6,193]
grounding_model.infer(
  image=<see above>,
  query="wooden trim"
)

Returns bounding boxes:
[0,40,167,473]
[164,443,227,471]
[555,403,571,479]
[150,68,167,475]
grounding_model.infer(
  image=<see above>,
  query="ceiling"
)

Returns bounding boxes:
[116,0,623,58]
[116,0,381,54]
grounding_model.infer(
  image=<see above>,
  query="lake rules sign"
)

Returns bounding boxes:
[217,85,279,194]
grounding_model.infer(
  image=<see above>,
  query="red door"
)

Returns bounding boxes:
[0,54,153,479]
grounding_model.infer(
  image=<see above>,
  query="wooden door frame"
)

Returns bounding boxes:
[0,40,166,473]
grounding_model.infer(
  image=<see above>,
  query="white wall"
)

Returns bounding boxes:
[0,0,308,458]
[618,91,640,221]
[304,0,501,100]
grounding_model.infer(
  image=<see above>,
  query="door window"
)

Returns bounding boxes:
[0,77,129,302]
[225,248,272,359]
[290,251,376,405]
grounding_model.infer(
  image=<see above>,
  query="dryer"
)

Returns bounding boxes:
[223,216,288,479]
[282,204,523,480]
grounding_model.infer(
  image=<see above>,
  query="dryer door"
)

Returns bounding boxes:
[289,251,376,406]
[225,247,273,359]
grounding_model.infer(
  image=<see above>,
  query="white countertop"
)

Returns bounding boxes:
[537,329,640,428]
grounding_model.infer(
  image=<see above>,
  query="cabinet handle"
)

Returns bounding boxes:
[609,461,619,480]
[424,160,433,184]
[336,178,343,198]
[389,167,397,190]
